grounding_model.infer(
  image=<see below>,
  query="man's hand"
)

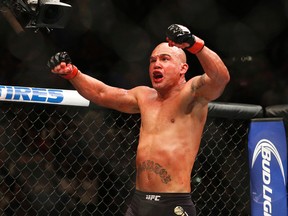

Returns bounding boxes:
[47,52,78,80]
[166,24,205,54]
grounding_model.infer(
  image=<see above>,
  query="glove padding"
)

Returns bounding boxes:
[166,24,204,54]
[47,52,78,80]
[166,24,195,45]
[47,51,71,69]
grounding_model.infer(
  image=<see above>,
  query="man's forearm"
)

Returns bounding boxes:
[195,46,230,84]
[69,70,106,103]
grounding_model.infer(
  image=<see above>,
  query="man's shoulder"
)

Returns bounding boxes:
[133,86,155,93]
[131,86,156,103]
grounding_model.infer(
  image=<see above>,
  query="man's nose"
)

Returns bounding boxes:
[153,59,161,68]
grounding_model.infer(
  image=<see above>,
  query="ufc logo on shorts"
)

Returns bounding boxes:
[146,195,161,201]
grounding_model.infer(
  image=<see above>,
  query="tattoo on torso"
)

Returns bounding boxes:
[138,160,172,184]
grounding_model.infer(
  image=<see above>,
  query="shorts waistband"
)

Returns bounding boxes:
[135,190,191,202]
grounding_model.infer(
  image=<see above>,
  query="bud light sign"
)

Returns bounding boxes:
[248,118,287,216]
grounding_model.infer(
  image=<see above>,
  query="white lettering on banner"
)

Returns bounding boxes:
[0,85,64,103]
[0,85,89,107]
[262,150,271,185]
[251,139,286,216]
[263,185,272,214]
[263,200,272,214]
[263,185,272,202]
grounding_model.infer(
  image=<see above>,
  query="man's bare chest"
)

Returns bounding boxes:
[139,99,190,131]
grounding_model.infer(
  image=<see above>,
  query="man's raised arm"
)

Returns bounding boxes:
[166,24,230,101]
[47,52,140,113]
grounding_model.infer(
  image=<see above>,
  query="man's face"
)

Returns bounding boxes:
[149,43,186,90]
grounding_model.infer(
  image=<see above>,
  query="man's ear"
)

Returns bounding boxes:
[180,63,189,75]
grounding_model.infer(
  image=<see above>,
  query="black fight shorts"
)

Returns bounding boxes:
[125,190,196,216]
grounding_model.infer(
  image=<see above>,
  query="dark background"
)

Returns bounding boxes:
[1,0,288,106]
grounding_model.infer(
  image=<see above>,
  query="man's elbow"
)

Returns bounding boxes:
[222,67,230,86]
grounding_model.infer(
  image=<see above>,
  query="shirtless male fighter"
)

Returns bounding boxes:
[48,24,230,216]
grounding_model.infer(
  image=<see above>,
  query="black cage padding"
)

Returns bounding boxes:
[265,104,288,121]
[208,102,263,119]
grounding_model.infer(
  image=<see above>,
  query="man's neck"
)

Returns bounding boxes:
[156,82,185,100]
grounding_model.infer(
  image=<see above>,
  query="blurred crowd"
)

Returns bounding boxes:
[0,0,288,106]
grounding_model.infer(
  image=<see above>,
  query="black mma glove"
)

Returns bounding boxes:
[47,52,78,80]
[47,51,71,68]
[166,24,205,54]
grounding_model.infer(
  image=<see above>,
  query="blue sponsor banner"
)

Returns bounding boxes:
[248,118,287,216]
[0,85,89,107]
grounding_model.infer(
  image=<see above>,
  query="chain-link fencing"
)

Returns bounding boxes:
[0,102,262,215]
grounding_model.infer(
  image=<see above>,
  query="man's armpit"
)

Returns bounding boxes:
[191,74,206,92]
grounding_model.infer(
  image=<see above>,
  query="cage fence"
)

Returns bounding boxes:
[0,102,251,216]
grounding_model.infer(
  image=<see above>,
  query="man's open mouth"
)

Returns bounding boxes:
[153,72,163,80]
